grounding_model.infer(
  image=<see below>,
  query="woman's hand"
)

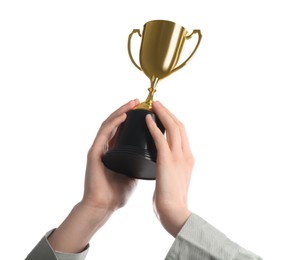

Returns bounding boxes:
[48,99,139,253]
[146,101,194,237]
[82,99,139,211]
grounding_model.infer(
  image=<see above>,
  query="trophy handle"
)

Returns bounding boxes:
[171,29,202,73]
[128,29,142,71]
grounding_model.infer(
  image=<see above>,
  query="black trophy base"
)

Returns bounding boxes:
[102,109,165,180]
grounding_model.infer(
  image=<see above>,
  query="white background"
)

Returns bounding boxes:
[0,1,287,259]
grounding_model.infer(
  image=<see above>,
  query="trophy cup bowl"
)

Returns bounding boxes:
[102,20,202,180]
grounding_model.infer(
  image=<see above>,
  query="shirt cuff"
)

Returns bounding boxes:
[165,213,262,260]
[25,229,89,260]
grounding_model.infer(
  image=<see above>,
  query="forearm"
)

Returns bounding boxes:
[48,201,113,254]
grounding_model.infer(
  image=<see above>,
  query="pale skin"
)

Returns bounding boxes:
[48,99,194,253]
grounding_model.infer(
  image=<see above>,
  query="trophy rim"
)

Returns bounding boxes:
[144,19,187,31]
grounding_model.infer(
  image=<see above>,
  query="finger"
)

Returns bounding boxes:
[178,122,192,154]
[152,101,182,152]
[145,114,169,153]
[153,101,182,128]
[153,101,192,153]
[90,99,139,157]
[161,106,190,153]
[102,99,139,127]
[161,105,192,154]
[90,112,128,157]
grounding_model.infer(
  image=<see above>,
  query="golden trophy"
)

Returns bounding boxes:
[102,20,202,180]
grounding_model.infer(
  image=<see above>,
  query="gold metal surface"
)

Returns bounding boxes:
[128,20,202,110]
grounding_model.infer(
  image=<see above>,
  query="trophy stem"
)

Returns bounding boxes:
[137,77,159,110]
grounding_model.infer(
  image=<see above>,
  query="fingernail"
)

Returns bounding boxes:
[153,101,160,107]
[146,114,154,122]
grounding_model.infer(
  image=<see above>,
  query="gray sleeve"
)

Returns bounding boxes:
[25,230,89,260]
[165,214,262,260]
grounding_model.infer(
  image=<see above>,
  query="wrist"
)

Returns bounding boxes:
[158,207,191,237]
[48,202,114,253]
[77,200,115,227]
